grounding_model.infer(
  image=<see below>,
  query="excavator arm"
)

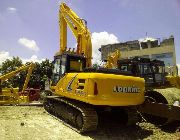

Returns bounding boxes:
[22,63,35,92]
[59,3,92,67]
[104,49,121,68]
[0,63,35,92]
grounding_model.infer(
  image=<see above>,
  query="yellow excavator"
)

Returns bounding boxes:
[0,63,34,105]
[43,3,145,133]
[43,3,180,133]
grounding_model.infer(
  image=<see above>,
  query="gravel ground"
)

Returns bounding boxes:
[0,106,179,140]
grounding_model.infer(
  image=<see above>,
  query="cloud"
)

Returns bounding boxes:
[91,31,119,64]
[0,51,12,65]
[18,38,40,52]
[0,51,44,66]
[7,7,17,13]
[21,55,45,64]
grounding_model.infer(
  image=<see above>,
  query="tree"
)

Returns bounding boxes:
[39,59,53,89]
[0,58,53,90]
[0,57,23,88]
[92,63,99,69]
[0,57,22,73]
[27,59,53,90]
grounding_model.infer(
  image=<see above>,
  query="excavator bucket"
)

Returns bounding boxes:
[138,102,180,122]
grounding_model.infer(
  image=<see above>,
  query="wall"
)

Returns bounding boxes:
[101,36,176,67]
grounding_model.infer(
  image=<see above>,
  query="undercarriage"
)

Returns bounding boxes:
[43,95,139,133]
[43,96,98,133]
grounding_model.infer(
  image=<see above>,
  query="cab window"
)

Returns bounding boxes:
[70,59,83,72]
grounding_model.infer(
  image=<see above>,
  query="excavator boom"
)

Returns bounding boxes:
[0,63,34,83]
[59,3,92,67]
[22,63,35,92]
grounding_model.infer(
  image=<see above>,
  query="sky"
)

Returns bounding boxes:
[0,0,180,70]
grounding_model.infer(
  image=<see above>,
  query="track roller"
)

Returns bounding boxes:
[43,96,98,133]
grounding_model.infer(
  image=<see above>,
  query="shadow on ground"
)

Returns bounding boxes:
[161,121,180,133]
[84,112,153,140]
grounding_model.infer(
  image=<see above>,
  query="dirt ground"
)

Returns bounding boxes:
[0,106,179,140]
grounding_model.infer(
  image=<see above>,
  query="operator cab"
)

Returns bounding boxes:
[51,54,86,86]
[117,57,166,87]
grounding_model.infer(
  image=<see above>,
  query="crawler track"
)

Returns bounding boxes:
[43,96,98,133]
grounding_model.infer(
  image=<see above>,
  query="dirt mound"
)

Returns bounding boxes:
[155,88,180,104]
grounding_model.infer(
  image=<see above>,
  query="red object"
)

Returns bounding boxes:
[19,88,40,101]
[94,82,98,95]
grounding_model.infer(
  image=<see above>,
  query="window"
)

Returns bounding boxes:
[70,59,83,72]
[53,59,60,75]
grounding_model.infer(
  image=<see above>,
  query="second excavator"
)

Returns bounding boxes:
[0,63,35,105]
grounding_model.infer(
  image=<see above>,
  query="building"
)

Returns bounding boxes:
[101,35,176,68]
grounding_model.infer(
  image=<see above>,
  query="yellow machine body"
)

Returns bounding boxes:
[0,88,19,104]
[0,63,34,105]
[54,72,145,106]
[48,3,145,107]
[0,88,29,105]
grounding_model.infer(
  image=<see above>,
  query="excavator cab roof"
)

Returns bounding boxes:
[54,53,86,71]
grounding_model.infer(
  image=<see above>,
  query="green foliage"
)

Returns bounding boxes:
[0,57,23,88]
[28,59,53,90]
[0,58,53,90]
[0,57,22,73]
[92,63,99,69]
